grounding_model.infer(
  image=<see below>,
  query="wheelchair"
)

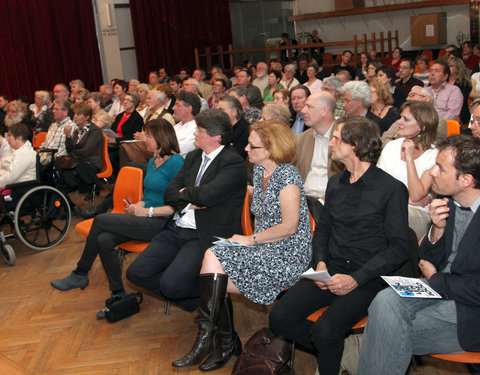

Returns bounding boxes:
[0,149,72,266]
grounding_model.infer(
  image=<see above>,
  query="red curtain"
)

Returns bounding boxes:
[0,0,103,100]
[129,0,232,81]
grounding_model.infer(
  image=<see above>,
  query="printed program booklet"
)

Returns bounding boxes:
[381,276,442,298]
[300,268,332,282]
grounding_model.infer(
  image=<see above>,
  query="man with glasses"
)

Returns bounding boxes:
[381,85,448,146]
[395,58,424,97]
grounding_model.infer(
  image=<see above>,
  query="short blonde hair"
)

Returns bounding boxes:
[370,80,394,106]
[250,120,296,164]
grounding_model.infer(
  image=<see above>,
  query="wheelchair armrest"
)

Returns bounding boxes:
[5,180,40,190]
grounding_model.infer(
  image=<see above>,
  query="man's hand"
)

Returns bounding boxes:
[314,262,329,290]
[324,274,358,295]
[429,198,449,243]
[419,259,437,280]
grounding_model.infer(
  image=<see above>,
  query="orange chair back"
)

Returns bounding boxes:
[420,50,433,61]
[33,132,47,150]
[309,211,316,234]
[75,166,144,237]
[446,120,460,136]
[323,53,333,61]
[112,166,143,214]
[97,135,113,179]
[241,190,253,236]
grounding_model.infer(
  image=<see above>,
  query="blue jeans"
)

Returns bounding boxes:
[358,288,464,375]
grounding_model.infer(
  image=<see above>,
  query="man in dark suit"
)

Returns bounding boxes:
[126,109,247,312]
[358,135,480,375]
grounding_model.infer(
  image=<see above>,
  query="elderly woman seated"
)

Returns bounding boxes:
[57,102,103,194]
[172,120,312,371]
[0,123,36,189]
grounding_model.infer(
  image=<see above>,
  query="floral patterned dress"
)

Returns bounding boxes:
[211,163,312,304]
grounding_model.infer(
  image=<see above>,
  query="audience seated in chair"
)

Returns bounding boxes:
[270,117,410,375]
[0,123,36,189]
[59,102,103,195]
[125,109,247,314]
[50,119,184,319]
[358,135,480,375]
[172,120,312,372]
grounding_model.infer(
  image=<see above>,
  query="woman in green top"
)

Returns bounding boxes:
[263,70,284,102]
[50,118,184,318]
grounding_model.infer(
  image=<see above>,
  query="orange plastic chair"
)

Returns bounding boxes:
[421,50,433,61]
[97,135,113,180]
[438,49,446,57]
[33,132,47,150]
[75,166,144,237]
[307,306,367,330]
[446,120,461,136]
[430,352,480,363]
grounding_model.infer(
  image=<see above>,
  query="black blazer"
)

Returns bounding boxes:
[65,123,103,169]
[111,110,144,145]
[419,199,480,351]
[164,146,247,250]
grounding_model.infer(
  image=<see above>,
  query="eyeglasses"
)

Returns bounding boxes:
[246,143,264,150]
[407,92,426,98]
[470,117,480,126]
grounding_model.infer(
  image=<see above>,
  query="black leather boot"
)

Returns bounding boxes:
[171,273,227,368]
[199,294,242,371]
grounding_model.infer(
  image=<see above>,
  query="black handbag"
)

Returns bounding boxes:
[104,292,143,323]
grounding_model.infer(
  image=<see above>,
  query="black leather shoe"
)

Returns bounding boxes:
[73,206,98,219]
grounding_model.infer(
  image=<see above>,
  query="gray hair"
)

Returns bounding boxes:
[411,85,435,105]
[148,90,166,103]
[186,78,200,91]
[126,91,140,107]
[340,81,371,108]
[35,90,51,104]
[136,83,152,92]
[284,64,296,74]
[322,76,343,92]
[261,103,291,125]
[218,95,244,120]
[230,86,248,98]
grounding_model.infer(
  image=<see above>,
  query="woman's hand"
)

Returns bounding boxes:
[124,201,145,216]
[107,136,116,144]
[228,234,254,246]
[64,125,73,137]
[133,132,144,141]
[402,138,416,161]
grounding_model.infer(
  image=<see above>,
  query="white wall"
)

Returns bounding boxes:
[293,1,470,55]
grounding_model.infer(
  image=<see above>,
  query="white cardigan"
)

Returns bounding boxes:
[0,141,37,189]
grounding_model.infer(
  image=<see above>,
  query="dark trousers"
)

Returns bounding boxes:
[76,213,169,292]
[126,222,205,312]
[269,276,384,375]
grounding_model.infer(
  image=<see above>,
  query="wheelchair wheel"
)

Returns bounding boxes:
[2,244,15,266]
[14,186,71,251]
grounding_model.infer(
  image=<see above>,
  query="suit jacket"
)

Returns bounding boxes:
[295,127,343,183]
[65,123,103,169]
[111,110,144,145]
[419,199,480,351]
[164,146,247,250]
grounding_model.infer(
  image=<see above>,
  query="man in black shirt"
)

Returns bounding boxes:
[269,116,409,375]
[331,50,356,80]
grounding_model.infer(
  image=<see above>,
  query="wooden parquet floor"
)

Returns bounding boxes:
[0,193,472,374]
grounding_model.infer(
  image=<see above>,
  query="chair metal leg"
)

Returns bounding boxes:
[290,341,295,368]
[164,300,170,315]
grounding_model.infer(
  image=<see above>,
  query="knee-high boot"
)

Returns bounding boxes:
[199,294,242,371]
[171,273,227,368]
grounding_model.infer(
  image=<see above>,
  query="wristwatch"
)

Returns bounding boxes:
[148,206,154,218]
